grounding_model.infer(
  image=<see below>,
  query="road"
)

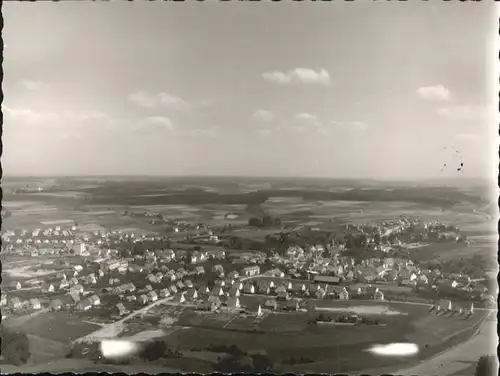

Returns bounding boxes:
[395,311,497,376]
[74,297,196,344]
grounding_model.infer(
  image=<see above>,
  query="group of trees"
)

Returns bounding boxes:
[475,355,497,376]
[0,327,31,366]
[213,349,273,373]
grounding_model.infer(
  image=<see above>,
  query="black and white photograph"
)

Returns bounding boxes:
[1,1,498,375]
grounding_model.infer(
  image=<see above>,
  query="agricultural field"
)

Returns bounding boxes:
[3,311,101,343]
[164,300,489,373]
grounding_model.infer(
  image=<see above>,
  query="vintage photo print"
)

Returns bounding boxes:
[1,1,498,375]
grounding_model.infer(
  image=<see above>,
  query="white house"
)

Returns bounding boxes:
[29,298,42,310]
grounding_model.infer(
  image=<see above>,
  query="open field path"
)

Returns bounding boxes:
[73,298,196,344]
[395,311,497,376]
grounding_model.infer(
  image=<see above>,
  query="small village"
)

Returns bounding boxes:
[1,214,495,329]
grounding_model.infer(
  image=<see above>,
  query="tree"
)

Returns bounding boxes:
[139,340,167,361]
[475,355,498,376]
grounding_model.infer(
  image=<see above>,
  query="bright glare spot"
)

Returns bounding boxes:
[100,340,140,359]
[367,343,419,357]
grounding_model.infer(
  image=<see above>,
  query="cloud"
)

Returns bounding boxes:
[128,90,190,110]
[3,105,60,124]
[436,105,488,121]
[189,126,220,138]
[455,133,481,141]
[416,85,452,101]
[144,116,175,130]
[262,68,331,86]
[331,120,369,131]
[2,105,116,129]
[256,129,275,137]
[252,109,276,123]
[295,112,322,128]
[18,79,52,91]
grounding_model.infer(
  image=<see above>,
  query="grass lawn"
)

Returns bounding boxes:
[5,311,101,343]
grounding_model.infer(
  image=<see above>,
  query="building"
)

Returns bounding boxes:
[285,299,300,311]
[159,288,171,298]
[313,275,340,285]
[173,292,186,304]
[30,298,42,310]
[139,294,149,305]
[264,299,278,310]
[70,283,84,293]
[373,289,384,301]
[116,303,129,316]
[89,295,101,306]
[185,289,198,300]
[226,296,241,309]
[242,265,260,277]
[77,299,92,311]
[49,299,63,311]
[243,283,255,294]
[9,297,22,310]
[147,291,158,302]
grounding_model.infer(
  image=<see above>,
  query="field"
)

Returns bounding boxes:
[163,299,489,373]
[3,311,101,343]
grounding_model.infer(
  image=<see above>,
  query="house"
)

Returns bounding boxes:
[176,281,185,290]
[147,291,158,302]
[256,281,271,295]
[49,299,64,311]
[198,285,210,295]
[228,285,241,297]
[200,296,220,311]
[267,268,285,278]
[264,299,278,310]
[139,294,149,305]
[195,266,205,275]
[41,282,55,293]
[70,292,81,304]
[338,287,349,300]
[185,289,198,300]
[128,264,144,273]
[212,264,225,274]
[277,289,290,301]
[228,270,240,279]
[126,295,137,302]
[373,289,384,301]
[243,283,255,294]
[159,288,171,298]
[88,295,101,306]
[173,292,186,304]
[256,305,263,317]
[70,284,84,294]
[59,280,69,290]
[0,294,7,307]
[315,289,326,300]
[226,296,241,309]
[313,275,340,285]
[292,283,307,294]
[242,265,260,277]
[29,298,42,310]
[184,280,194,289]
[212,286,225,296]
[169,285,178,294]
[9,297,22,310]
[116,303,129,316]
[285,299,300,311]
[215,279,226,287]
[77,299,92,311]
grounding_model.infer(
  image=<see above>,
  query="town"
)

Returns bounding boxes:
[2,212,495,326]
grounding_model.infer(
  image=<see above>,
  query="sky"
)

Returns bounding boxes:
[2,1,497,180]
